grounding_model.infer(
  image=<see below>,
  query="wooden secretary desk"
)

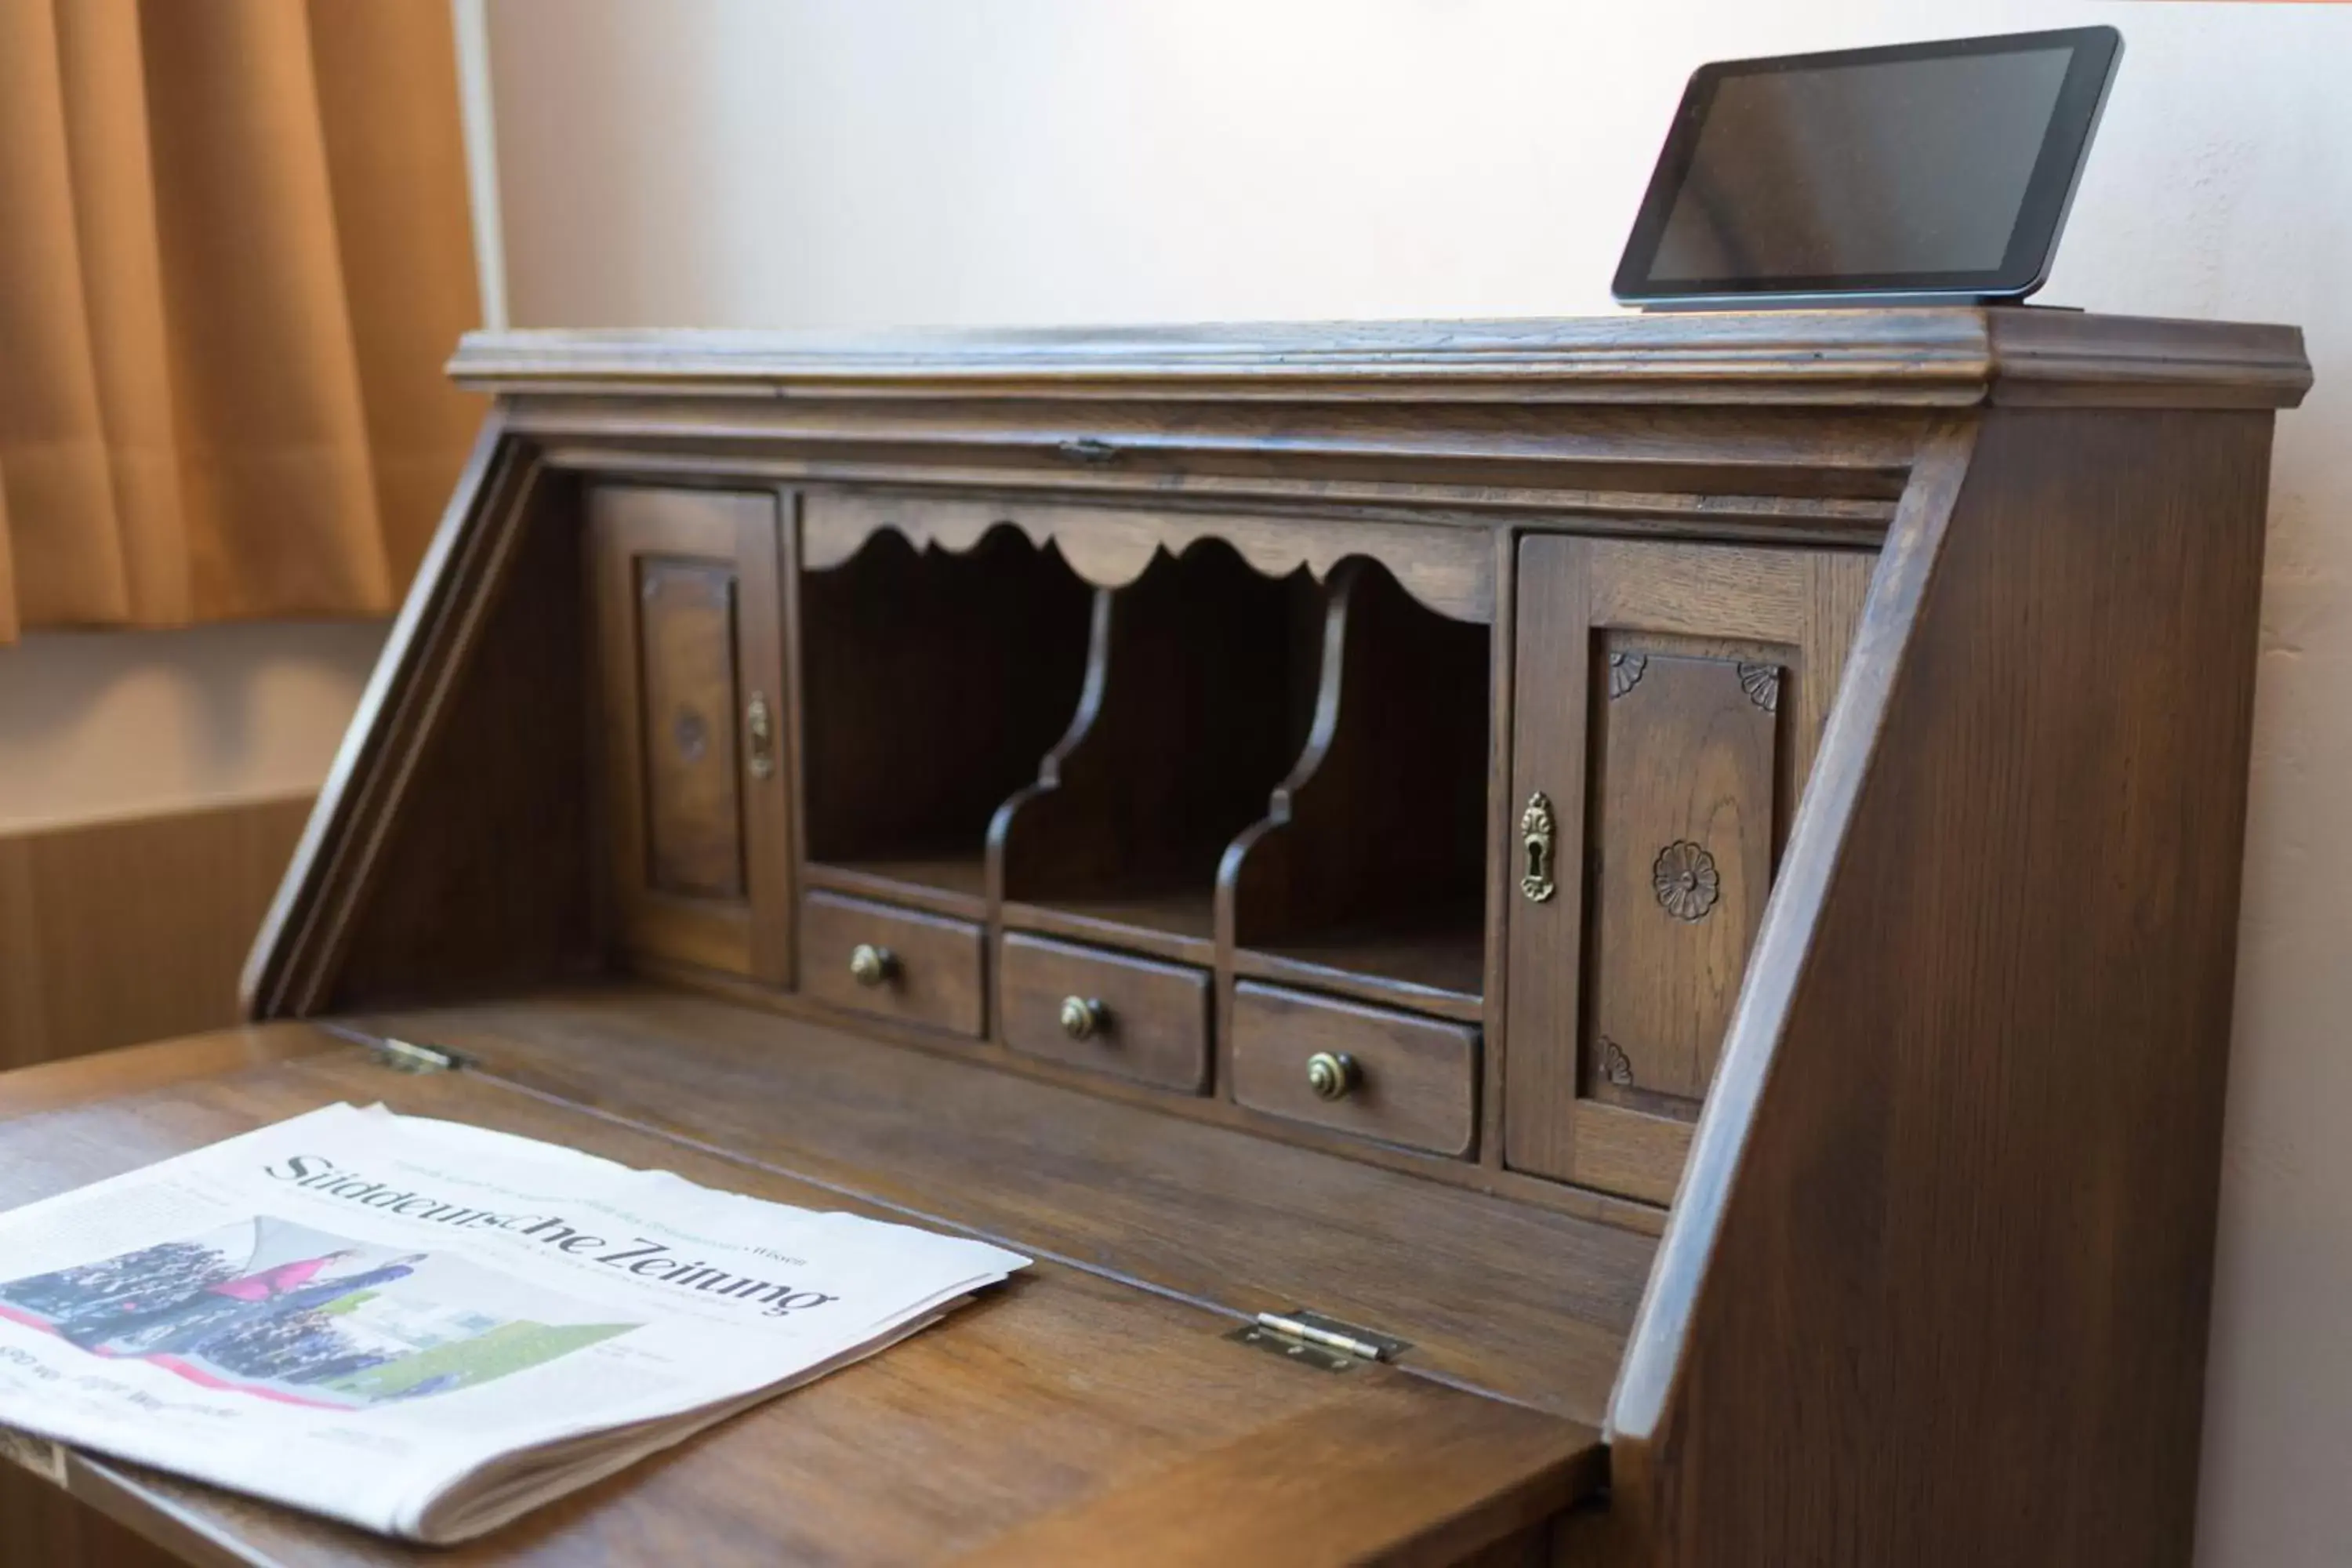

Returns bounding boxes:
[0,310,2310,1566]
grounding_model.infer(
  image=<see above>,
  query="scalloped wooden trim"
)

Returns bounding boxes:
[801,492,1493,624]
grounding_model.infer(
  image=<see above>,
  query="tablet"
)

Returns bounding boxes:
[1613,27,2122,308]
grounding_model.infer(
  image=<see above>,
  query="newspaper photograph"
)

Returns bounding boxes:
[0,1102,1027,1541]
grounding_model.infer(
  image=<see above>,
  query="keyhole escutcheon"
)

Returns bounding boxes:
[1520,790,1558,904]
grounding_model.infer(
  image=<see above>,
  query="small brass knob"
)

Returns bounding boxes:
[848,943,895,988]
[1058,996,1107,1041]
[1305,1051,1357,1102]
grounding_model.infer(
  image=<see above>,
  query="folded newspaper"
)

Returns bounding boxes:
[0,1103,1027,1541]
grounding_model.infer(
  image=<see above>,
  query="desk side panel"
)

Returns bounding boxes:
[245,417,604,1019]
[1611,406,2274,1566]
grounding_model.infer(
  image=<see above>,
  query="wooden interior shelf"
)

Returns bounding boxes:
[800,853,991,916]
[1234,917,1488,1019]
[798,523,1092,914]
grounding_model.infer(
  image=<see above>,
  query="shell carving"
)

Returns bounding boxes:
[1737,661,1780,713]
[1608,652,1649,699]
[1600,1038,1635,1087]
[1652,840,1721,921]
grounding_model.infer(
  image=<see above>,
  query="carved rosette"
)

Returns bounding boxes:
[1652,840,1720,921]
[1608,652,1648,699]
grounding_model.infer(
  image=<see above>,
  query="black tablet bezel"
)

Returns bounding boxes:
[1612,27,2122,307]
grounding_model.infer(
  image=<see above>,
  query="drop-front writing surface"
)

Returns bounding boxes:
[213,310,2306,1566]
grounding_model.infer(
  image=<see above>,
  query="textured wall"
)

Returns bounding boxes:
[481,2,2350,1559]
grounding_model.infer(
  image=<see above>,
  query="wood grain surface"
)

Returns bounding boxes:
[446,310,2312,410]
[1504,537,1872,1205]
[996,932,1210,1092]
[1229,982,1479,1159]
[796,893,985,1039]
[0,1034,1602,1567]
[1585,648,1777,1115]
[1609,409,2275,1565]
[351,985,1653,1425]
[989,539,1319,928]
[804,491,1494,623]
[633,560,746,898]
[797,522,1091,877]
[0,1467,183,1568]
[586,486,792,985]
[1219,560,1490,1004]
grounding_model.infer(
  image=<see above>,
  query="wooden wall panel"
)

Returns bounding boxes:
[0,795,314,1072]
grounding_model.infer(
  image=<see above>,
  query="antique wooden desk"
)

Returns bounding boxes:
[0,310,2310,1566]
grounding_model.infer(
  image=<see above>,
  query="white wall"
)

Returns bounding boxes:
[482,2,2352,1560]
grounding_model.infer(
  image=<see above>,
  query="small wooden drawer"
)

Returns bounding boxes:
[800,891,984,1038]
[1000,933,1210,1093]
[1230,982,1479,1157]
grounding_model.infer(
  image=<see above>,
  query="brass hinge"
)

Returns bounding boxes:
[368,1036,463,1074]
[1226,1308,1412,1373]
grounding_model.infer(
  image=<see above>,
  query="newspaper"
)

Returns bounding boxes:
[0,1102,1027,1542]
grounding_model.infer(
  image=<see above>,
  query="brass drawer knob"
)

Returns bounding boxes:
[848,943,896,988]
[1305,1051,1357,1102]
[1058,996,1108,1041]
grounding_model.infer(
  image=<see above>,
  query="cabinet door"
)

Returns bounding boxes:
[1504,537,1871,1205]
[589,486,790,982]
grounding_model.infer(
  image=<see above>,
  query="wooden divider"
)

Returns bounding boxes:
[988,538,1321,949]
[1218,560,1490,1006]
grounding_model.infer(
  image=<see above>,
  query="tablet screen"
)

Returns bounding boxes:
[1615,28,2121,304]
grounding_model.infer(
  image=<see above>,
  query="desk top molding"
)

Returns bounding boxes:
[449,309,2311,411]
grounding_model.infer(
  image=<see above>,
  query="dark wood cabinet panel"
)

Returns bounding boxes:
[587,486,789,983]
[634,559,748,901]
[1587,648,1777,1115]
[997,932,1210,1092]
[1504,537,1872,1204]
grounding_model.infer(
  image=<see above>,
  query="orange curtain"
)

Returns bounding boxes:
[0,0,482,644]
